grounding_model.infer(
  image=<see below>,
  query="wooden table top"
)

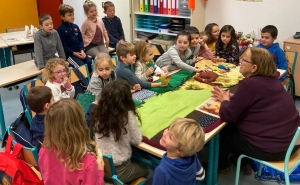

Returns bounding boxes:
[136,122,227,158]
[0,31,34,46]
[0,60,41,87]
[0,38,8,48]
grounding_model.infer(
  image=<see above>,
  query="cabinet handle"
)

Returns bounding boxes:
[286,45,291,50]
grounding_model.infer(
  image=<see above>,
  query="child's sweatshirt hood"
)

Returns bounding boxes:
[265,42,280,51]
[160,153,199,182]
[35,29,52,37]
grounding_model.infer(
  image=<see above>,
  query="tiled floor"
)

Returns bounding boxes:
[1,54,300,185]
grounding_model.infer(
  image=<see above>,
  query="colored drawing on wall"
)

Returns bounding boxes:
[236,0,263,2]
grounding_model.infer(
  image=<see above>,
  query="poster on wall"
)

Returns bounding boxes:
[236,0,263,2]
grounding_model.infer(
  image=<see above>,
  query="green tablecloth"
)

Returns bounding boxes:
[150,70,195,93]
[137,90,211,139]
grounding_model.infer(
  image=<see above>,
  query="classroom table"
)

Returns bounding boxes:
[136,122,227,185]
[0,38,8,68]
[0,31,34,67]
[0,60,41,139]
[133,60,230,185]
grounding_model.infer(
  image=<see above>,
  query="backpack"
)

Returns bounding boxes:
[72,67,89,98]
[1,112,33,148]
[0,135,44,185]
[20,80,36,112]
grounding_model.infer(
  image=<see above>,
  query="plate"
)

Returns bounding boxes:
[195,97,221,118]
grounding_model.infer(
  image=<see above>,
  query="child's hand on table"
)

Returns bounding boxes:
[146,67,154,76]
[132,84,141,92]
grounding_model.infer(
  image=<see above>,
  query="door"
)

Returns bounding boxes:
[36,0,63,29]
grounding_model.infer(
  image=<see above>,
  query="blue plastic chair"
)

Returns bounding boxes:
[285,51,298,99]
[6,126,39,167]
[102,154,146,185]
[235,126,300,185]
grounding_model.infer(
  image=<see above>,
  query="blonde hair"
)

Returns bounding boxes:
[103,1,114,11]
[43,58,70,82]
[249,47,277,77]
[94,52,113,71]
[59,4,74,16]
[169,118,205,157]
[83,0,97,15]
[135,39,152,62]
[116,41,135,62]
[43,98,97,171]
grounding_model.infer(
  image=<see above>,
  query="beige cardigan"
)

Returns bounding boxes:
[81,17,108,47]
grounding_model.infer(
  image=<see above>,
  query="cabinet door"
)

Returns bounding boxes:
[37,0,63,29]
[283,42,300,96]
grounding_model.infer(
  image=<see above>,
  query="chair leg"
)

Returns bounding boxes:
[12,54,16,65]
[234,155,244,185]
[284,171,290,185]
[258,163,262,176]
[30,52,34,60]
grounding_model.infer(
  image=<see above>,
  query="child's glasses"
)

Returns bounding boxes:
[54,69,67,75]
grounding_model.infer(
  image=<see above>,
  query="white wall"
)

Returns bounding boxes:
[63,0,131,42]
[204,0,300,46]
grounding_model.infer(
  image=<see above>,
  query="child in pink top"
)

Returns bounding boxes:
[39,98,104,185]
[81,0,109,59]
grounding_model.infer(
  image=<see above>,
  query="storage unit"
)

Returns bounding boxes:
[130,0,205,43]
[283,36,300,96]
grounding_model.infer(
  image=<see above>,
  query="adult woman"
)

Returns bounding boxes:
[212,47,300,174]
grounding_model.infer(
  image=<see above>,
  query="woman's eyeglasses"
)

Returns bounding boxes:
[54,69,67,75]
[240,57,253,64]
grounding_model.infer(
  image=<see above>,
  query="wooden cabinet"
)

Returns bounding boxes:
[283,36,300,96]
[130,0,205,43]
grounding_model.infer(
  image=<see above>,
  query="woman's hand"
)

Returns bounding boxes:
[211,86,230,102]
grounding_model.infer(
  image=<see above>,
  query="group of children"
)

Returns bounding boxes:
[34,1,124,74]
[23,0,290,184]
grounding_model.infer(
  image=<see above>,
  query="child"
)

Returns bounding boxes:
[257,25,287,82]
[39,98,104,185]
[134,39,166,81]
[198,31,213,60]
[87,52,116,100]
[213,25,239,64]
[34,13,66,71]
[26,86,54,152]
[150,118,205,185]
[90,80,149,183]
[205,23,219,56]
[155,30,206,73]
[115,41,165,89]
[44,58,75,102]
[81,0,109,59]
[57,4,93,73]
[102,1,125,48]
[185,26,202,64]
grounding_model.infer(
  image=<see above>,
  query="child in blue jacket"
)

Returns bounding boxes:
[57,4,92,73]
[257,25,288,82]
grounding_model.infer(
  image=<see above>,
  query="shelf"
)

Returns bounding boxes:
[134,28,177,36]
[134,12,190,19]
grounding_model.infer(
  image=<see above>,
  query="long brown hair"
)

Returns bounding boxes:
[91,80,141,141]
[43,98,97,171]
